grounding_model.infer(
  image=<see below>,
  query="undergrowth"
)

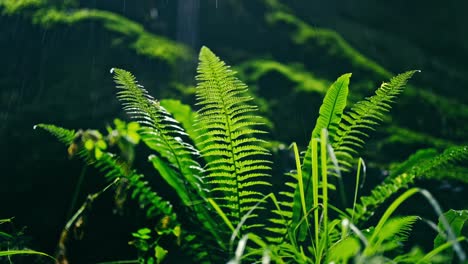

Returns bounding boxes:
[35,47,468,263]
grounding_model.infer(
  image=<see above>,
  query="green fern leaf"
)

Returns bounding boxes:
[350,145,468,223]
[333,71,418,170]
[194,47,272,235]
[111,68,205,203]
[111,68,227,247]
[34,123,76,145]
[368,216,420,254]
[312,73,351,138]
[36,124,177,222]
[289,74,352,240]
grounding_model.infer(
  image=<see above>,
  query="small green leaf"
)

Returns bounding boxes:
[127,131,141,144]
[155,245,168,263]
[138,228,152,235]
[127,121,140,131]
[173,225,181,238]
[114,118,125,129]
[85,140,94,150]
[97,139,107,149]
[95,147,103,160]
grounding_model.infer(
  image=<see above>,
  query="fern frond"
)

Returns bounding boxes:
[425,165,468,183]
[96,152,176,220]
[160,99,209,153]
[194,47,272,235]
[288,74,351,240]
[36,124,177,222]
[34,123,76,145]
[264,170,298,244]
[111,68,228,248]
[111,68,205,204]
[333,71,418,171]
[312,73,351,138]
[368,216,420,254]
[350,145,468,224]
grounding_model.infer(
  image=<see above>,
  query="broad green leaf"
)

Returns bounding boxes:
[160,99,206,149]
[148,154,191,205]
[312,73,351,139]
[328,236,360,263]
[434,209,468,261]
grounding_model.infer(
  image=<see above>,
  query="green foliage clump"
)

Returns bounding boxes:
[0,0,45,14]
[266,11,390,79]
[0,0,191,65]
[237,60,330,95]
[0,218,53,261]
[38,47,468,263]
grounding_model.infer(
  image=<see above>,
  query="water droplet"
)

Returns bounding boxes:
[150,8,158,19]
[110,68,115,74]
[33,125,37,130]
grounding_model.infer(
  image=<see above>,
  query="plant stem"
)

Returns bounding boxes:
[66,165,87,220]
[311,138,319,261]
[320,129,328,261]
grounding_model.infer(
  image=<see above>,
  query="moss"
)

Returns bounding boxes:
[266,11,391,79]
[0,2,192,65]
[383,126,455,149]
[237,59,330,94]
[34,8,191,65]
[0,0,45,14]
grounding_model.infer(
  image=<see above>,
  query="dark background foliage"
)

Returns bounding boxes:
[0,0,467,262]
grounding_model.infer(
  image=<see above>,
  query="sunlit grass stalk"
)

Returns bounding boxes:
[351,158,364,222]
[292,143,310,239]
[311,138,320,261]
[320,129,328,262]
[208,198,235,233]
[417,237,466,264]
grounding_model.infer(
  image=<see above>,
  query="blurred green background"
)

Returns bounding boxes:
[1,0,467,263]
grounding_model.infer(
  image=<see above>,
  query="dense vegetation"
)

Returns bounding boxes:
[1,0,467,263]
[33,47,467,263]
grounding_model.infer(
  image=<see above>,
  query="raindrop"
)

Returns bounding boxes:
[110,68,115,74]
[150,8,158,19]
[33,125,37,130]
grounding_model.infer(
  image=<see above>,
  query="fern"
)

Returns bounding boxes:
[112,68,205,201]
[350,145,468,223]
[289,74,351,241]
[366,216,420,254]
[332,70,418,170]
[425,165,468,183]
[194,46,272,234]
[311,73,351,139]
[34,124,75,145]
[35,124,177,222]
[160,99,207,151]
[36,46,468,263]
[111,68,226,249]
